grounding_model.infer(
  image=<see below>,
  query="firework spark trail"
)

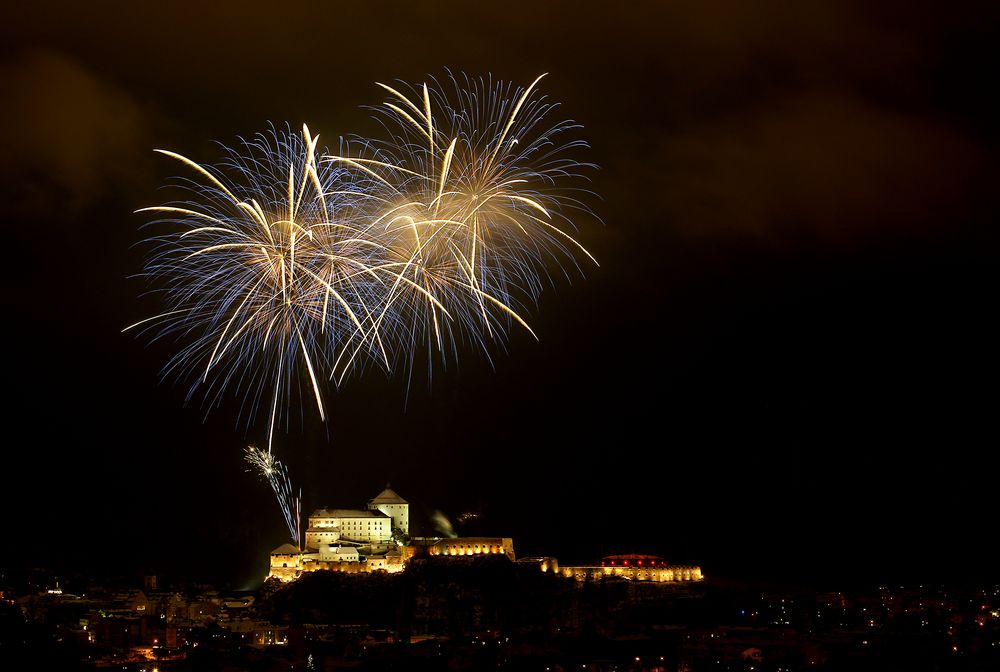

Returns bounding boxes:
[128,74,597,444]
[245,445,302,546]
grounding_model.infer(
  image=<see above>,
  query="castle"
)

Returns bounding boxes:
[269,485,410,581]
[269,486,702,584]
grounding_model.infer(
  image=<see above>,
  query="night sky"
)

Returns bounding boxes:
[2,2,997,587]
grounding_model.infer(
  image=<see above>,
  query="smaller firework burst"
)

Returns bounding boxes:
[245,445,301,547]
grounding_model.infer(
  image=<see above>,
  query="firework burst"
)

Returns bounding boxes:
[129,74,597,443]
[328,71,598,376]
[126,124,387,449]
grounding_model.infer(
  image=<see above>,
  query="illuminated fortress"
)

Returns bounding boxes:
[269,486,409,581]
[552,554,703,583]
[269,487,702,584]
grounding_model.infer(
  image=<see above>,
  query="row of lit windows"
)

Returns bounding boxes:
[558,567,702,582]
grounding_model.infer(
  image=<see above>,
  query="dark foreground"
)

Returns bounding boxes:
[2,557,998,671]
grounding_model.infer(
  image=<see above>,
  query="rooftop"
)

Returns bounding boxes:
[368,485,407,505]
[311,508,387,519]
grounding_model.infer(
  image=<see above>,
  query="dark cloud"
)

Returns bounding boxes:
[1,2,997,581]
[0,50,153,215]
[643,88,982,244]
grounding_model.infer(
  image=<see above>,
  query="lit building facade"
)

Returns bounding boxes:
[428,537,515,560]
[269,487,410,582]
[268,490,702,585]
[368,486,409,536]
[553,554,703,583]
[306,509,390,547]
[302,485,409,552]
[268,543,302,582]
